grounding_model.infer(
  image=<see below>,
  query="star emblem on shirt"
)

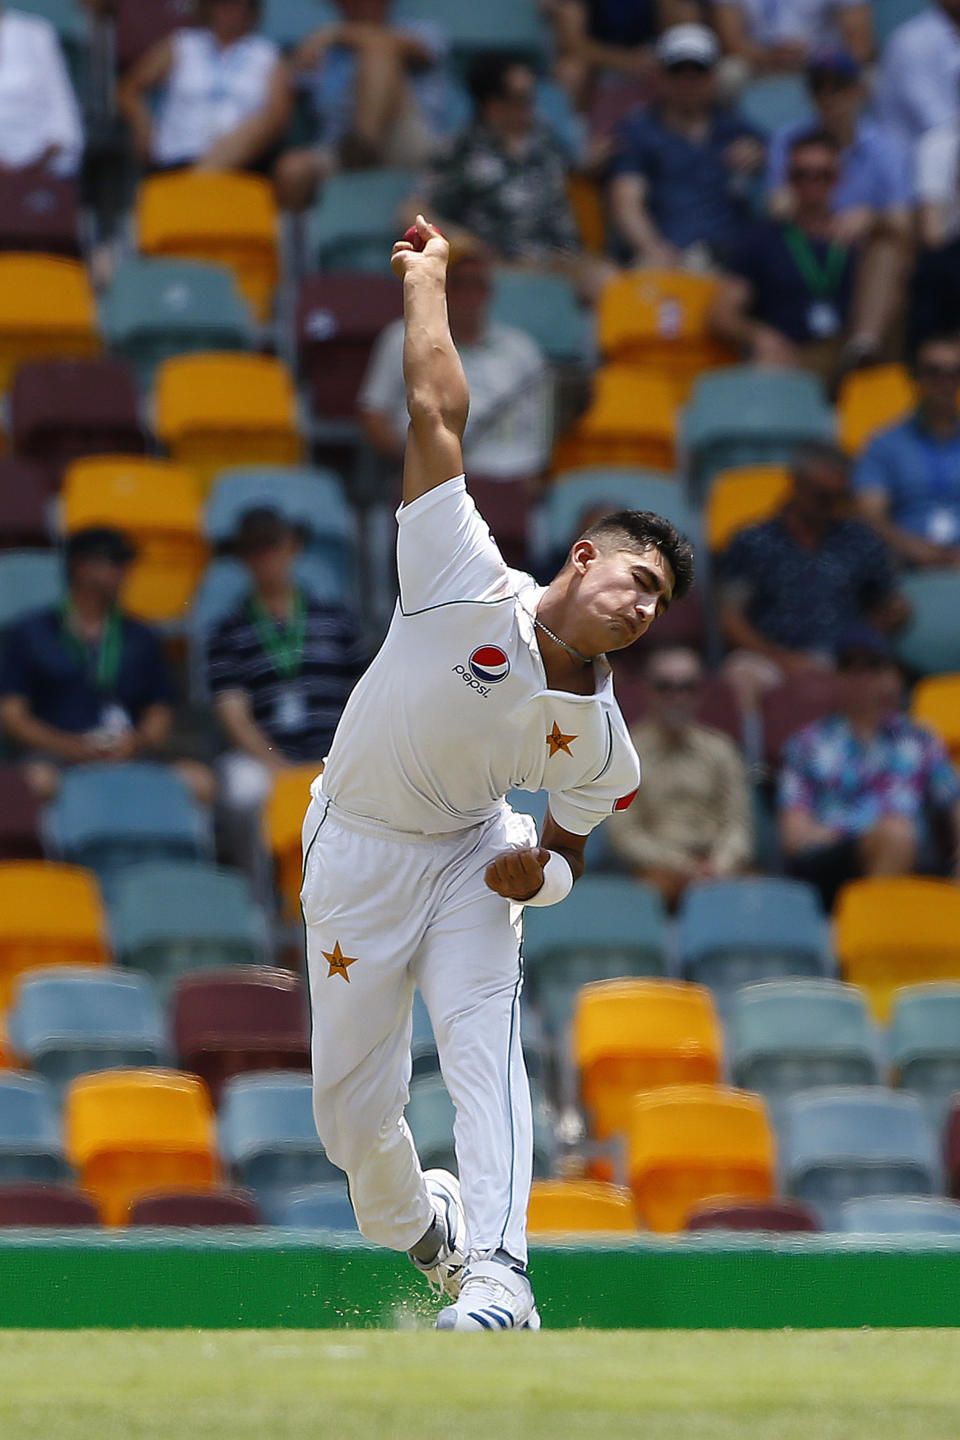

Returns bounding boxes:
[322,940,358,983]
[546,721,577,758]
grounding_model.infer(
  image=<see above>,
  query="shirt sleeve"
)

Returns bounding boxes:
[137,626,175,708]
[546,724,642,836]
[777,736,816,814]
[0,621,33,699]
[915,126,959,205]
[766,124,795,193]
[876,129,914,208]
[395,476,513,613]
[852,431,895,497]
[608,112,651,180]
[923,730,960,808]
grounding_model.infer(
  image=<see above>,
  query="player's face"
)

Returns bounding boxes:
[571,543,675,654]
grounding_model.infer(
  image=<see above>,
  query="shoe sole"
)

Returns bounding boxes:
[435,1304,541,1332]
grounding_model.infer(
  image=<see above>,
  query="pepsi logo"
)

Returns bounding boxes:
[469,645,510,684]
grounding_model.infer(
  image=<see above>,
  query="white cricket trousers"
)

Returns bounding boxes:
[301,791,537,1265]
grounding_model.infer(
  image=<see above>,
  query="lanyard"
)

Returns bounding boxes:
[248,590,307,681]
[60,604,123,695]
[783,224,847,300]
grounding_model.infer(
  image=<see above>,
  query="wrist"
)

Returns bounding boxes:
[519,851,574,908]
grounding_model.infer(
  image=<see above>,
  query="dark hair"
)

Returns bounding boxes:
[65,525,137,575]
[466,52,533,108]
[787,128,842,159]
[790,439,850,484]
[234,505,299,556]
[575,509,695,603]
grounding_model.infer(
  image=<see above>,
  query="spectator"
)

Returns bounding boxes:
[274,0,455,212]
[915,94,960,249]
[875,0,960,152]
[607,646,754,910]
[0,528,211,803]
[0,6,83,177]
[779,629,960,908]
[118,0,292,173]
[855,335,960,569]
[719,440,909,708]
[207,507,366,886]
[608,25,764,270]
[359,242,553,486]
[545,0,696,112]
[713,0,873,75]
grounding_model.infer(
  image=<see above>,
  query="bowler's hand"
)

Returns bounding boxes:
[485,845,551,901]
[390,214,449,281]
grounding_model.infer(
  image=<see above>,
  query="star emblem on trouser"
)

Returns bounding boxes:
[322,940,358,982]
[546,720,577,757]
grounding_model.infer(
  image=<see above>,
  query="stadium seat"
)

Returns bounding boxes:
[685,1197,820,1231]
[526,1179,636,1234]
[780,1088,940,1229]
[682,367,834,499]
[911,674,960,762]
[296,272,403,421]
[394,0,548,66]
[101,258,254,392]
[0,767,42,860]
[154,353,303,494]
[259,0,339,51]
[0,254,99,395]
[204,465,356,589]
[218,1072,341,1222]
[61,456,206,624]
[613,668,743,746]
[534,469,702,568]
[0,550,61,630]
[136,171,279,322]
[406,1072,558,1180]
[889,983,960,1127]
[554,365,677,471]
[128,1186,263,1226]
[466,476,532,571]
[761,670,843,766]
[728,980,881,1121]
[264,765,320,922]
[11,358,144,490]
[0,172,80,257]
[873,0,925,42]
[65,1068,220,1225]
[172,968,310,1105]
[839,1194,960,1234]
[597,270,734,400]
[837,363,913,456]
[271,1181,358,1231]
[677,878,831,1009]
[621,581,708,661]
[307,169,417,273]
[7,969,167,1099]
[522,877,669,1038]
[490,271,589,367]
[0,1181,99,1226]
[0,460,51,551]
[0,863,108,1014]
[108,861,267,993]
[627,1084,776,1233]
[574,979,723,1141]
[114,0,199,71]
[738,74,814,135]
[0,1072,68,1183]
[945,1099,960,1200]
[45,764,211,885]
[706,464,791,553]
[834,877,960,1021]
[894,570,960,674]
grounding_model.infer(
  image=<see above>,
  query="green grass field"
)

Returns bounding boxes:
[0,1330,958,1440]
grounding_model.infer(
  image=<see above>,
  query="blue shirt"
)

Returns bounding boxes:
[587,0,658,45]
[767,117,913,213]
[0,606,174,733]
[728,218,855,344]
[610,104,761,255]
[854,414,960,545]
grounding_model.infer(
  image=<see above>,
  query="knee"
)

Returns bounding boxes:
[273,148,329,211]
[862,813,917,869]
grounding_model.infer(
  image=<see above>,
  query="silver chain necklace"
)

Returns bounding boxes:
[533,614,592,666]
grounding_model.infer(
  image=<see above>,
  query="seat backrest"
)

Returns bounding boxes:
[894,569,960,675]
[890,983,960,1065]
[11,358,141,447]
[762,670,843,766]
[706,464,791,552]
[536,468,700,563]
[392,0,549,65]
[296,272,403,418]
[154,352,298,437]
[0,1072,62,1148]
[173,968,309,1057]
[598,269,721,356]
[0,1180,99,1225]
[839,1195,960,1233]
[114,0,198,70]
[308,168,417,268]
[8,969,164,1058]
[574,978,722,1069]
[738,74,814,135]
[0,862,107,948]
[128,1186,262,1226]
[0,550,62,628]
[137,170,277,249]
[0,253,97,334]
[65,1068,216,1163]
[47,763,208,854]
[0,460,52,550]
[0,172,80,256]
[107,861,265,954]
[780,1087,940,1179]
[834,877,960,961]
[62,456,202,540]
[526,1180,636,1233]
[522,876,667,967]
[204,466,354,551]
[911,674,960,759]
[0,765,42,859]
[218,1072,323,1162]
[490,270,587,366]
[728,980,879,1073]
[628,1084,775,1170]
[685,1197,820,1231]
[259,0,340,51]
[271,1181,358,1230]
[837,363,913,455]
[678,878,827,966]
[102,256,252,345]
[684,367,830,444]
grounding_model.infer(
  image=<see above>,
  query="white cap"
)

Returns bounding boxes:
[655,23,720,69]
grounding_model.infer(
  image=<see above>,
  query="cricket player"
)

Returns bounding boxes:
[301,215,694,1331]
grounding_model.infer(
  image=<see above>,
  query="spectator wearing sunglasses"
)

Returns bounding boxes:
[606,646,753,910]
[855,335,960,569]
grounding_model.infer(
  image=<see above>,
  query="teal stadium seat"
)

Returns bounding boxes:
[7,968,167,1099]
[218,1071,342,1222]
[0,1073,68,1183]
[308,169,417,273]
[682,367,834,498]
[839,1195,960,1233]
[890,984,960,1129]
[101,259,254,391]
[259,0,339,50]
[893,570,960,674]
[273,1182,359,1231]
[873,0,925,42]
[535,468,702,567]
[406,1071,557,1178]
[393,0,550,69]
[204,465,356,588]
[490,271,590,367]
[0,551,62,631]
[738,75,814,136]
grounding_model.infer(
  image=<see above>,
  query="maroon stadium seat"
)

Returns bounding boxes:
[0,767,43,860]
[115,0,197,71]
[762,671,842,767]
[173,967,311,1105]
[0,460,51,549]
[612,667,745,748]
[685,1198,821,1232]
[0,173,81,257]
[631,584,708,659]
[128,1187,262,1226]
[468,477,531,572]
[0,1182,100,1226]
[11,358,145,491]
[297,272,403,420]
[945,1098,960,1200]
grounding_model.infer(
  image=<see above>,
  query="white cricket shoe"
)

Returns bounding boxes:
[408,1169,466,1300]
[435,1257,541,1331]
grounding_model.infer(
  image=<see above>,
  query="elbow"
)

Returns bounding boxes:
[407,387,467,438]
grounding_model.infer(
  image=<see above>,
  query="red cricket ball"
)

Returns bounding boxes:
[401,224,442,251]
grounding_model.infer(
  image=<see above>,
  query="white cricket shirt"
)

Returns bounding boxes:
[317,476,641,836]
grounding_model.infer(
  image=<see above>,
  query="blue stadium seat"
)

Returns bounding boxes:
[780,1088,941,1230]
[259,0,339,50]
[873,0,925,42]
[219,1071,342,1222]
[533,469,702,570]
[0,1072,68,1183]
[406,1072,557,1178]
[738,75,814,136]
[894,571,960,674]
[204,465,356,587]
[0,551,62,631]
[890,984,960,1129]
[108,862,268,993]
[101,258,254,392]
[677,878,831,1012]
[839,1195,960,1234]
[729,980,881,1122]
[7,968,167,1099]
[490,271,590,367]
[506,787,613,873]
[393,0,550,69]
[307,169,417,273]
[45,763,212,886]
[272,1182,359,1232]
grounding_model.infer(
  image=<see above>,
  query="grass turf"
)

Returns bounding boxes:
[0,1330,958,1440]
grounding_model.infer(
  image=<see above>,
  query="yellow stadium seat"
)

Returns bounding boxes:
[911,674,960,764]
[264,764,320,922]
[65,1068,219,1225]
[574,979,723,1141]
[597,269,735,400]
[553,365,677,471]
[628,1084,775,1233]
[834,877,960,1021]
[136,171,278,322]
[706,464,792,552]
[0,863,109,1014]
[837,364,914,455]
[0,253,99,395]
[154,353,303,494]
[0,1015,13,1069]
[62,456,207,624]
[527,1179,637,1234]
[566,174,607,255]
